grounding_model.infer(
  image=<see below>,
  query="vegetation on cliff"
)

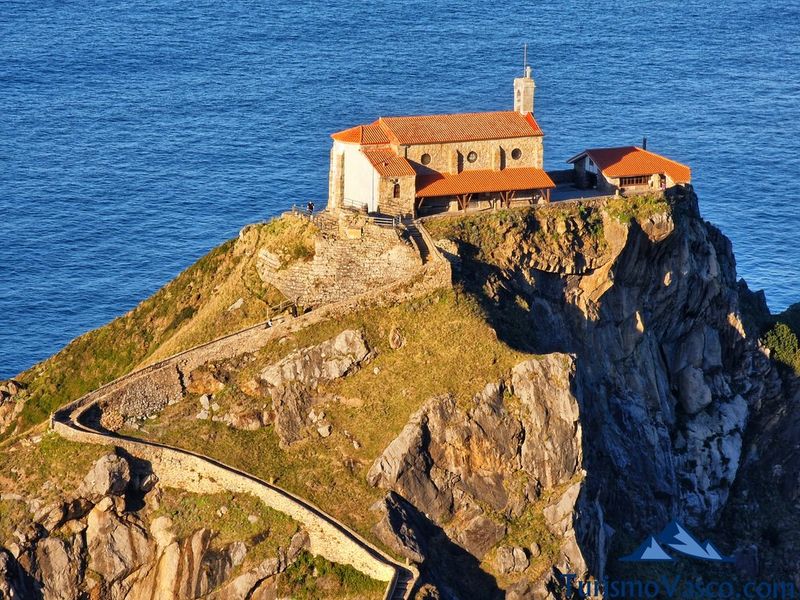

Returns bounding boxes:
[124,289,534,540]
[254,213,318,269]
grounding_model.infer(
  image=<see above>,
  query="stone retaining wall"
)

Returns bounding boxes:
[100,363,183,419]
[52,413,397,584]
[258,216,423,307]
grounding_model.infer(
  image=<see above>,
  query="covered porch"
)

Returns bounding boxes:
[414,167,555,217]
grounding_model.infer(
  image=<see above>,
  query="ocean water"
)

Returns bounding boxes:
[1,1,799,379]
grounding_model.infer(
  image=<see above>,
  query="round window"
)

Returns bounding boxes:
[421,153,431,166]
[511,148,522,160]
[467,151,478,163]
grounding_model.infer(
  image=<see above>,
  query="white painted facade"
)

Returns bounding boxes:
[333,140,379,213]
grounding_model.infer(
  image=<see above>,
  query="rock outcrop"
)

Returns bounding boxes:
[259,329,370,446]
[367,357,586,587]
[424,189,781,590]
[0,452,317,600]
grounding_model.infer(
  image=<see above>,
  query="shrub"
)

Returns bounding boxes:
[763,322,800,374]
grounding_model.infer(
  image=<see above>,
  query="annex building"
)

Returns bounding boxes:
[567,145,691,195]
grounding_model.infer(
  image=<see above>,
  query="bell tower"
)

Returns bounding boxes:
[514,44,535,115]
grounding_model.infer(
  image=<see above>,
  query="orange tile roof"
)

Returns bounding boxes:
[331,123,390,145]
[363,148,416,177]
[569,146,691,182]
[416,167,555,198]
[379,111,543,145]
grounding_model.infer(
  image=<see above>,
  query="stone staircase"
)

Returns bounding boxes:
[389,566,418,600]
[402,219,431,263]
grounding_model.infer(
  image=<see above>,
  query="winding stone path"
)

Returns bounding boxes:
[47,220,452,599]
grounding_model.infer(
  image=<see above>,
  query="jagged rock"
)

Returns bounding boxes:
[79,454,130,501]
[260,330,369,446]
[287,530,310,562]
[454,514,506,560]
[33,502,66,532]
[207,531,308,600]
[679,394,748,521]
[389,327,406,350]
[494,545,529,574]
[0,549,27,599]
[85,501,152,582]
[371,492,426,563]
[187,369,225,396]
[511,355,581,489]
[543,482,582,535]
[259,329,369,390]
[0,380,24,398]
[368,364,576,533]
[677,366,713,414]
[0,380,26,434]
[224,406,264,430]
[35,535,83,600]
[317,423,332,437]
[271,383,313,446]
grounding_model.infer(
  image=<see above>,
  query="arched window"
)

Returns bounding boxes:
[393,182,400,198]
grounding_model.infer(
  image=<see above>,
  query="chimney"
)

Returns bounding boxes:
[642,136,648,150]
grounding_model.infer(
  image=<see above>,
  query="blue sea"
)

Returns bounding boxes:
[1,1,799,379]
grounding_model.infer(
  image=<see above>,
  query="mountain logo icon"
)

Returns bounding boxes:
[620,520,734,563]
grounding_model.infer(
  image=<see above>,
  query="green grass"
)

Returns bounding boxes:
[125,289,535,545]
[605,192,670,224]
[257,214,318,269]
[3,219,295,439]
[154,488,298,566]
[0,433,111,543]
[278,550,385,600]
[763,321,800,374]
[0,432,111,498]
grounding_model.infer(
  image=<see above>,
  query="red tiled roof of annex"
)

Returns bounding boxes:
[416,167,555,198]
[571,146,691,182]
[332,111,543,146]
[362,148,416,177]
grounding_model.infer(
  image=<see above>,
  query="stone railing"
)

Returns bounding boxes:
[48,251,448,599]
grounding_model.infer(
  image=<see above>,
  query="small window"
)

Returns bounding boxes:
[619,175,649,186]
[421,153,431,166]
[511,148,522,160]
[467,151,478,163]
[393,182,400,198]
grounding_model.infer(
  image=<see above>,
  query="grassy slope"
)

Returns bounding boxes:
[3,217,322,437]
[125,290,535,548]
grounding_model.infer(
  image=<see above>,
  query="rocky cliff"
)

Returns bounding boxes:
[3,188,797,599]
[414,189,789,593]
